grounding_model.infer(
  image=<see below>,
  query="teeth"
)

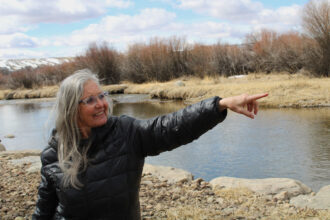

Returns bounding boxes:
[95,112,104,116]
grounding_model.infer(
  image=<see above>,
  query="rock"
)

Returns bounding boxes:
[174,81,185,87]
[228,75,246,79]
[5,92,15,100]
[0,150,41,157]
[290,185,330,210]
[4,134,15,138]
[274,191,289,201]
[210,177,312,199]
[141,181,153,187]
[142,164,193,184]
[9,156,41,173]
[216,197,224,204]
[26,201,35,206]
[193,178,204,184]
[14,217,24,220]
[0,143,6,151]
[207,197,214,203]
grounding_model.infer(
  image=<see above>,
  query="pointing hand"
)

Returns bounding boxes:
[219,93,268,119]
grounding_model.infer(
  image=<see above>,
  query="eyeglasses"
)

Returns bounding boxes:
[79,92,109,105]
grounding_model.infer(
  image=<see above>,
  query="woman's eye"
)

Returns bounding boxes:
[86,97,95,104]
[99,94,105,99]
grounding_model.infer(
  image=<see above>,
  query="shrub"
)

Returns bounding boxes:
[245,30,307,74]
[211,43,251,76]
[36,60,78,86]
[75,42,121,84]
[7,67,41,89]
[302,0,330,76]
[187,44,215,77]
[123,37,190,83]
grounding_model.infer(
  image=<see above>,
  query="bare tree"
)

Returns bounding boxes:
[302,0,330,76]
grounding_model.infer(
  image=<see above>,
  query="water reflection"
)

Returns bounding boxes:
[113,101,185,119]
[17,103,40,112]
[0,101,54,150]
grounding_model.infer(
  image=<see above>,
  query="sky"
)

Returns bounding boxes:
[0,0,310,60]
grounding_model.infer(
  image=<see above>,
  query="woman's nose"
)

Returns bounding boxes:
[95,97,104,108]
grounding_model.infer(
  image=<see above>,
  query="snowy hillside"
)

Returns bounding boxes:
[0,57,73,72]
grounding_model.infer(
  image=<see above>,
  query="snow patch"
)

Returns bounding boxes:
[0,57,73,71]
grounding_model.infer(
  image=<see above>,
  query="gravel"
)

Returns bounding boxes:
[1,153,329,220]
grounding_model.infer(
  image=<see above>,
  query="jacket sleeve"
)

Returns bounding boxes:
[32,147,58,220]
[133,96,227,157]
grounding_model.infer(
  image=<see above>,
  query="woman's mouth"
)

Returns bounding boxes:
[94,111,105,117]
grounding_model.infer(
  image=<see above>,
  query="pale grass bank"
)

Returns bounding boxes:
[0,73,329,108]
[0,86,59,100]
[123,73,330,108]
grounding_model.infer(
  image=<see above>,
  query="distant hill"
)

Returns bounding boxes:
[0,57,73,72]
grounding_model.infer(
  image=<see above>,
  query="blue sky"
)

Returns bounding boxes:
[0,0,310,59]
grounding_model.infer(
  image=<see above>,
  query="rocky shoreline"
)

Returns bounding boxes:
[1,150,330,220]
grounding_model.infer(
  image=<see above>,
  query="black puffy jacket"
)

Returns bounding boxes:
[32,97,227,220]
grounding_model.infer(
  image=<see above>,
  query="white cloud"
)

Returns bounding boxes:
[106,0,134,8]
[55,8,177,47]
[0,33,39,49]
[0,0,104,23]
[177,0,263,21]
[175,0,302,32]
[0,0,134,58]
[48,8,250,52]
[0,0,133,34]
[0,48,47,59]
[0,16,34,35]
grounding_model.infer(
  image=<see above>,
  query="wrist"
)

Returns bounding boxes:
[219,98,227,111]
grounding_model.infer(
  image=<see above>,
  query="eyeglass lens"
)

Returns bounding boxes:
[84,92,108,105]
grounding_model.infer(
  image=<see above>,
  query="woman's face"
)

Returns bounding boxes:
[77,80,109,138]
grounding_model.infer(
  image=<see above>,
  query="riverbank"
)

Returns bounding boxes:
[0,73,329,108]
[0,150,330,219]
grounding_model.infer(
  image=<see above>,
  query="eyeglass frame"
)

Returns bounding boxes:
[78,91,109,105]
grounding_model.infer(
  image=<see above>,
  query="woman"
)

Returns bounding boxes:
[32,69,267,219]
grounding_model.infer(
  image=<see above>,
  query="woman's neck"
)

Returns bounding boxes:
[80,127,91,139]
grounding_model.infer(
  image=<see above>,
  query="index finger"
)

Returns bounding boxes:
[247,93,268,101]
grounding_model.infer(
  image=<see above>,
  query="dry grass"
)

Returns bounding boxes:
[0,86,58,100]
[0,73,329,108]
[124,73,330,107]
[102,84,128,94]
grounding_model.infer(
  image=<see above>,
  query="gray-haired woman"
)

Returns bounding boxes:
[32,69,268,219]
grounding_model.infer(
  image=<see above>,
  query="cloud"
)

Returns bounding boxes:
[0,48,47,59]
[48,8,251,52]
[106,0,133,8]
[0,17,34,35]
[55,8,177,47]
[0,0,133,34]
[175,0,302,32]
[176,0,263,21]
[259,5,302,25]
[0,33,39,49]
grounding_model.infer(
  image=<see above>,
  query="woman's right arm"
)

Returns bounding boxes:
[32,148,58,219]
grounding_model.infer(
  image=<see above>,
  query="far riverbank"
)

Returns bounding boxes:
[0,73,329,108]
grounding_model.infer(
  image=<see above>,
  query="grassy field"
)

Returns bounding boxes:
[0,73,329,108]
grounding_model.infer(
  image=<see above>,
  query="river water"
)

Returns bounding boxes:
[0,94,329,192]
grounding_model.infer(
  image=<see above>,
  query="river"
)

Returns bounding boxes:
[0,94,329,192]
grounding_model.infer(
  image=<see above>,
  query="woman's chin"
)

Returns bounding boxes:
[94,114,108,126]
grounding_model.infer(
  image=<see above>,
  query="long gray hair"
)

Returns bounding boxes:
[53,69,110,189]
